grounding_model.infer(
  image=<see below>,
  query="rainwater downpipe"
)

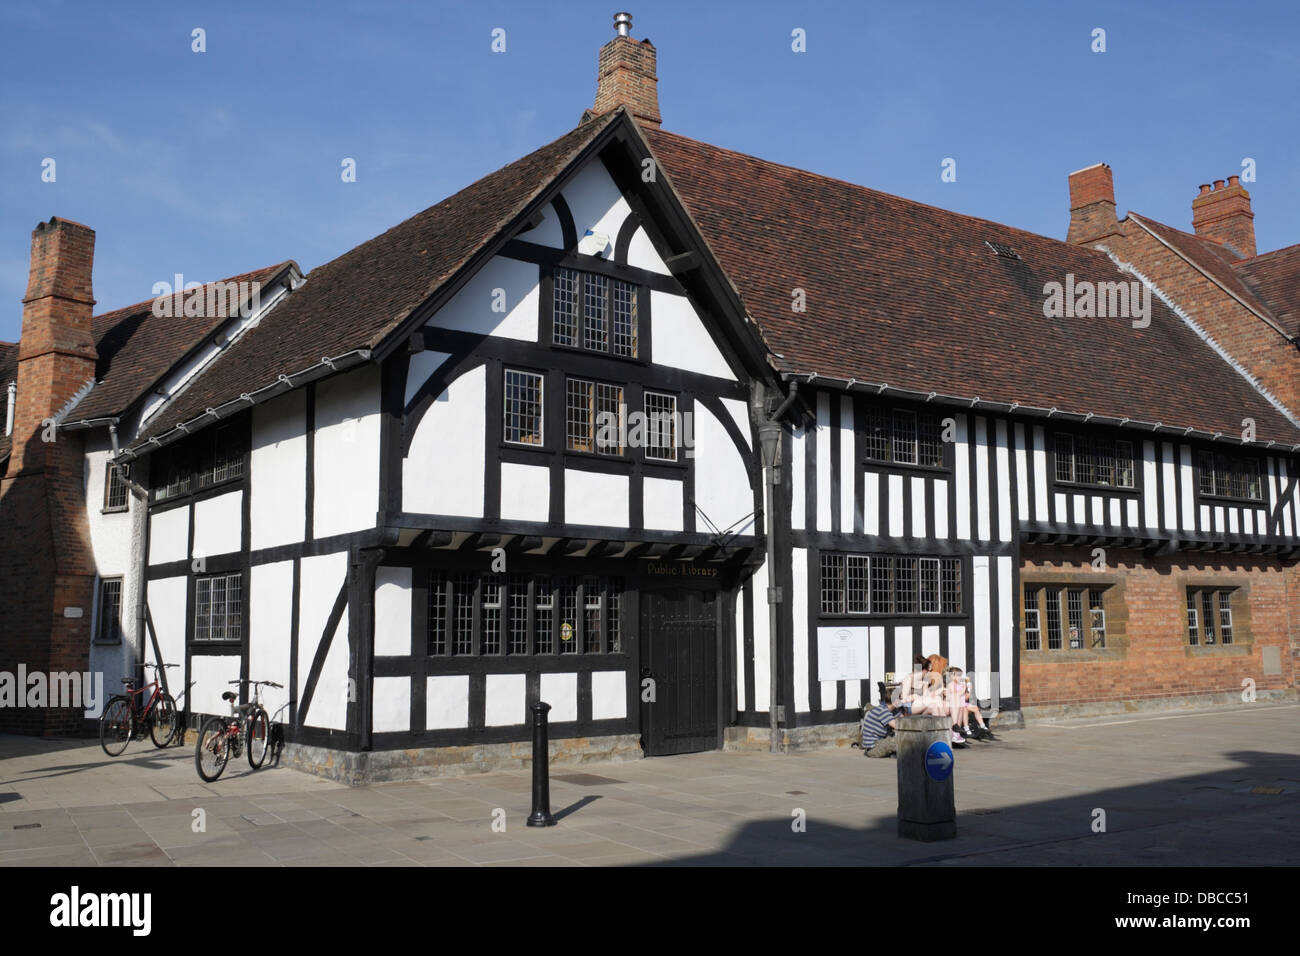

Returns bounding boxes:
[759,380,798,754]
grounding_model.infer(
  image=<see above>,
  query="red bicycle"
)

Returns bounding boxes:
[98,662,181,756]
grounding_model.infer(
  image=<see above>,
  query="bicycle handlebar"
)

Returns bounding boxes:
[144,662,178,670]
[227,679,285,689]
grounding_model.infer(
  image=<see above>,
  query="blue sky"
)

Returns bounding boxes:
[2,0,1297,342]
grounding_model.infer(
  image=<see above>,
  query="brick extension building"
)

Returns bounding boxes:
[1,15,1297,759]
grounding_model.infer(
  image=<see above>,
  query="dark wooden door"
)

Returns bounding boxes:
[640,587,718,756]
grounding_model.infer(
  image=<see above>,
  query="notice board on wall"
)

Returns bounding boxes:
[816,626,871,682]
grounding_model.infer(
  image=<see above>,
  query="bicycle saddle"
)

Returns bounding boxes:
[120,678,134,685]
[222,691,237,702]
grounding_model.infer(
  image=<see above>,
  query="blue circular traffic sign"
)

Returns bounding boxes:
[925,740,954,781]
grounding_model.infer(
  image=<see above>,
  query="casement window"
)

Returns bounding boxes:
[503,369,545,446]
[1054,432,1135,489]
[643,391,678,461]
[1196,451,1262,501]
[194,572,242,642]
[820,552,961,616]
[428,570,624,656]
[103,462,129,512]
[862,403,945,468]
[553,267,639,358]
[1187,588,1234,645]
[1023,586,1108,649]
[153,422,246,502]
[566,377,625,455]
[96,578,123,644]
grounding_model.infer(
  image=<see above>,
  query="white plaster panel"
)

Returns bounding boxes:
[627,225,669,274]
[793,547,809,712]
[148,506,189,566]
[248,560,293,722]
[561,160,631,252]
[427,256,538,341]
[314,364,381,538]
[298,551,349,730]
[565,469,629,527]
[191,655,242,716]
[500,462,550,523]
[816,393,832,532]
[649,290,734,379]
[591,670,627,721]
[690,403,752,536]
[790,425,806,531]
[427,675,470,729]
[404,350,451,407]
[373,676,411,733]
[540,672,578,723]
[643,476,683,531]
[250,390,305,550]
[192,490,242,560]
[404,364,485,517]
[485,673,527,726]
[374,566,412,657]
[146,576,187,674]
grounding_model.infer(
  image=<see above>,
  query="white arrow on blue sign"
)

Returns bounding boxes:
[925,740,954,781]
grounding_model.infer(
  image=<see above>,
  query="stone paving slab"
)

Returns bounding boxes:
[0,701,1297,865]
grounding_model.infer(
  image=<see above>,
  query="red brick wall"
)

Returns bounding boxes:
[1020,545,1298,709]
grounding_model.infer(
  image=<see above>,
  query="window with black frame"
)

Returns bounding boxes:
[1053,431,1135,489]
[96,578,124,644]
[553,267,638,358]
[428,570,624,655]
[1186,587,1234,645]
[861,402,945,468]
[1196,451,1262,501]
[1023,585,1108,650]
[820,552,961,616]
[193,572,242,642]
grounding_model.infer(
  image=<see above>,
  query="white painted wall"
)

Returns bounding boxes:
[248,559,293,723]
[298,551,350,730]
[642,476,683,531]
[190,654,241,716]
[148,506,189,565]
[691,403,752,536]
[428,675,470,729]
[485,673,526,726]
[374,566,412,657]
[145,575,187,675]
[565,469,629,527]
[404,364,485,517]
[373,676,411,732]
[650,291,735,380]
[404,350,451,407]
[561,160,631,255]
[192,490,242,560]
[500,462,549,523]
[792,546,809,713]
[250,390,305,551]
[540,672,577,722]
[627,226,669,274]
[590,670,626,720]
[314,364,381,539]
[426,256,538,341]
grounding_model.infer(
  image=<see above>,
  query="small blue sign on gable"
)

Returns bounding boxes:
[925,740,954,781]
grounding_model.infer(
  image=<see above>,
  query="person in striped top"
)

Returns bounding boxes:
[860,698,902,757]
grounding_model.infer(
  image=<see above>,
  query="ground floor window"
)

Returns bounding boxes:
[194,572,242,642]
[96,578,123,644]
[1187,588,1234,645]
[819,552,961,616]
[1023,585,1107,649]
[427,570,624,656]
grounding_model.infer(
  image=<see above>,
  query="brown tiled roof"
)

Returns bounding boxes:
[0,341,16,463]
[129,112,619,449]
[1234,242,1300,337]
[69,263,294,422]
[644,129,1300,443]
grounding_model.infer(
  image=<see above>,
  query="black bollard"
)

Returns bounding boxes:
[526,700,556,827]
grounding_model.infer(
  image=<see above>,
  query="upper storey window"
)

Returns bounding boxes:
[553,267,638,358]
[1196,451,1262,501]
[1054,432,1135,490]
[862,403,945,468]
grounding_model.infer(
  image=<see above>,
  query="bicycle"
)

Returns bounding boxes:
[194,679,283,782]
[99,662,181,756]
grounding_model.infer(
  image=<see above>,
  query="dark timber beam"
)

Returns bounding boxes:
[663,250,700,275]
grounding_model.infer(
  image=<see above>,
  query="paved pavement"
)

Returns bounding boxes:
[1,702,1297,866]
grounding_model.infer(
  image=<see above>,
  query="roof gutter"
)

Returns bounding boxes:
[780,371,1300,452]
[114,348,373,463]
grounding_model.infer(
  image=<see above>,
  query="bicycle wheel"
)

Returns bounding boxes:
[246,708,270,769]
[99,697,133,757]
[195,716,232,782]
[150,693,180,748]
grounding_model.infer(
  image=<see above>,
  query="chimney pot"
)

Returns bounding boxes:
[1214,179,1225,190]
[586,11,661,128]
[1192,174,1256,257]
[1198,183,1212,195]
[614,12,632,37]
[1228,174,1240,187]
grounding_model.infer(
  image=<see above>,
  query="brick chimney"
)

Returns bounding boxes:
[1192,176,1256,258]
[585,12,661,129]
[1067,163,1122,245]
[0,217,98,736]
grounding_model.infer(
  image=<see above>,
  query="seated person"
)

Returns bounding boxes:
[950,668,994,740]
[860,698,901,757]
[893,655,931,713]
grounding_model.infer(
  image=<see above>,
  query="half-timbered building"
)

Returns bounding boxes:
[2,15,1296,768]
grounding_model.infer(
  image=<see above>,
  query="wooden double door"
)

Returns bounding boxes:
[639,587,720,756]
